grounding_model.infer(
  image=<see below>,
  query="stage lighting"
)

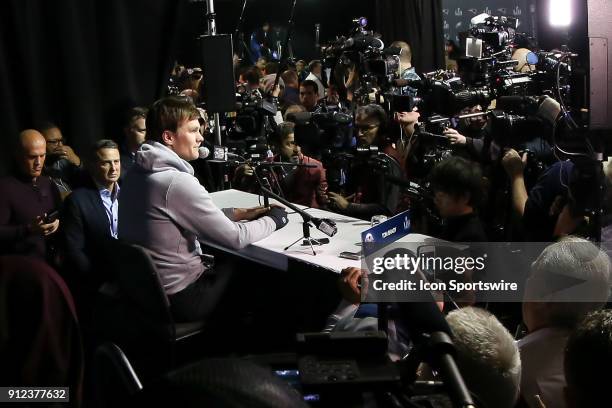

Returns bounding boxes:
[550,0,572,27]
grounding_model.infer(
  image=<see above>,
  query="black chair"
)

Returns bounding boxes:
[93,241,204,375]
[139,358,309,408]
[93,342,142,407]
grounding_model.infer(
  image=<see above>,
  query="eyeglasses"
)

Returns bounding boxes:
[46,138,65,146]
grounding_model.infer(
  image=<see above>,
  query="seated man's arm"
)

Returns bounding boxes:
[168,174,281,249]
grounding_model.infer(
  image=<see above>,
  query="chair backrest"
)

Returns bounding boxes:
[109,240,175,335]
[94,342,143,407]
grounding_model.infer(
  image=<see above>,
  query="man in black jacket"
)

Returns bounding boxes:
[430,156,487,242]
[62,139,121,296]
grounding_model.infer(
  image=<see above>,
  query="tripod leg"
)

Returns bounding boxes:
[306,238,316,256]
[284,236,304,251]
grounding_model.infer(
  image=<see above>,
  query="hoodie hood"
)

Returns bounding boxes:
[134,141,195,176]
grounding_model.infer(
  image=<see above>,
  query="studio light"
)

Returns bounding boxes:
[550,0,572,27]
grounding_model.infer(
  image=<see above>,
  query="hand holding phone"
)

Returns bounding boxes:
[44,210,60,224]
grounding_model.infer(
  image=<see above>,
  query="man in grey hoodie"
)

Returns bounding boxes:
[119,96,288,322]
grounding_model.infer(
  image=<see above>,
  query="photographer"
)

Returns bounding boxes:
[327,104,402,220]
[390,41,420,97]
[443,104,491,163]
[502,151,582,241]
[429,156,487,242]
[304,60,326,100]
[234,122,329,209]
[299,79,320,112]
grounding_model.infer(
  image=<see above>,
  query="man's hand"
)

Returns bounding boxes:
[502,149,527,178]
[317,185,330,206]
[338,267,364,305]
[233,205,283,221]
[57,145,81,166]
[443,128,467,145]
[271,84,281,98]
[236,164,254,177]
[328,192,354,210]
[29,216,60,236]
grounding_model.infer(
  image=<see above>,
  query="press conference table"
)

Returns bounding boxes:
[206,189,437,274]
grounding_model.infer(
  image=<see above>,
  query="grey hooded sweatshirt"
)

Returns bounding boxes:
[119,141,276,295]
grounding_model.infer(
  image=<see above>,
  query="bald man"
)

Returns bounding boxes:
[0,130,61,261]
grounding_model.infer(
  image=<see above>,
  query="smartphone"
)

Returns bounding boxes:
[339,250,363,260]
[44,210,60,224]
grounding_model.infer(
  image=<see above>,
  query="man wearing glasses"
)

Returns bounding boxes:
[39,122,83,196]
[327,104,404,220]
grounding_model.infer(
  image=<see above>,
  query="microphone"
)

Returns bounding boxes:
[198,146,211,159]
[396,299,476,408]
[315,23,321,49]
[311,217,337,237]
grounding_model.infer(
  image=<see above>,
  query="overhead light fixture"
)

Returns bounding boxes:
[550,0,572,27]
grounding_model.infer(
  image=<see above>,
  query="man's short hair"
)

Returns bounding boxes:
[355,104,389,137]
[86,139,119,165]
[446,307,521,408]
[391,40,412,63]
[300,79,318,95]
[243,66,263,86]
[270,121,295,146]
[355,104,387,125]
[430,157,483,207]
[281,70,298,85]
[123,106,148,128]
[564,309,612,407]
[283,104,306,121]
[146,97,200,143]
[36,121,60,133]
[308,59,322,72]
[527,236,611,328]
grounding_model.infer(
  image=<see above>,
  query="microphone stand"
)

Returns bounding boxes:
[233,0,254,64]
[272,0,299,93]
[251,164,330,256]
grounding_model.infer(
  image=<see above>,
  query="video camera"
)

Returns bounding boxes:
[227,89,278,144]
[320,17,401,97]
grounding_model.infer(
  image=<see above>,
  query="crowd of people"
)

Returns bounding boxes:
[1,34,611,408]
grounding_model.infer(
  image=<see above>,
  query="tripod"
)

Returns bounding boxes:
[284,219,328,256]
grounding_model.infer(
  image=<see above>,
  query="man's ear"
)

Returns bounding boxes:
[161,130,174,146]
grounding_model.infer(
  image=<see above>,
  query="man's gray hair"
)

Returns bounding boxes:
[446,307,521,408]
[528,236,611,327]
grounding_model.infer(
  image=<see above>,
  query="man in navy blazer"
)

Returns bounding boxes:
[62,139,121,293]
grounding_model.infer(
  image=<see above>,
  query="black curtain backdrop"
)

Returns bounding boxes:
[0,0,187,175]
[375,0,445,74]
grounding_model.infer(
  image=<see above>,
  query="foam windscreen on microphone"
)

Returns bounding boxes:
[198,146,210,159]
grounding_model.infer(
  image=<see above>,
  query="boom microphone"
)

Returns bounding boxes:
[311,217,338,237]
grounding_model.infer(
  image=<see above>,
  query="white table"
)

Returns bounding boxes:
[206,189,439,273]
